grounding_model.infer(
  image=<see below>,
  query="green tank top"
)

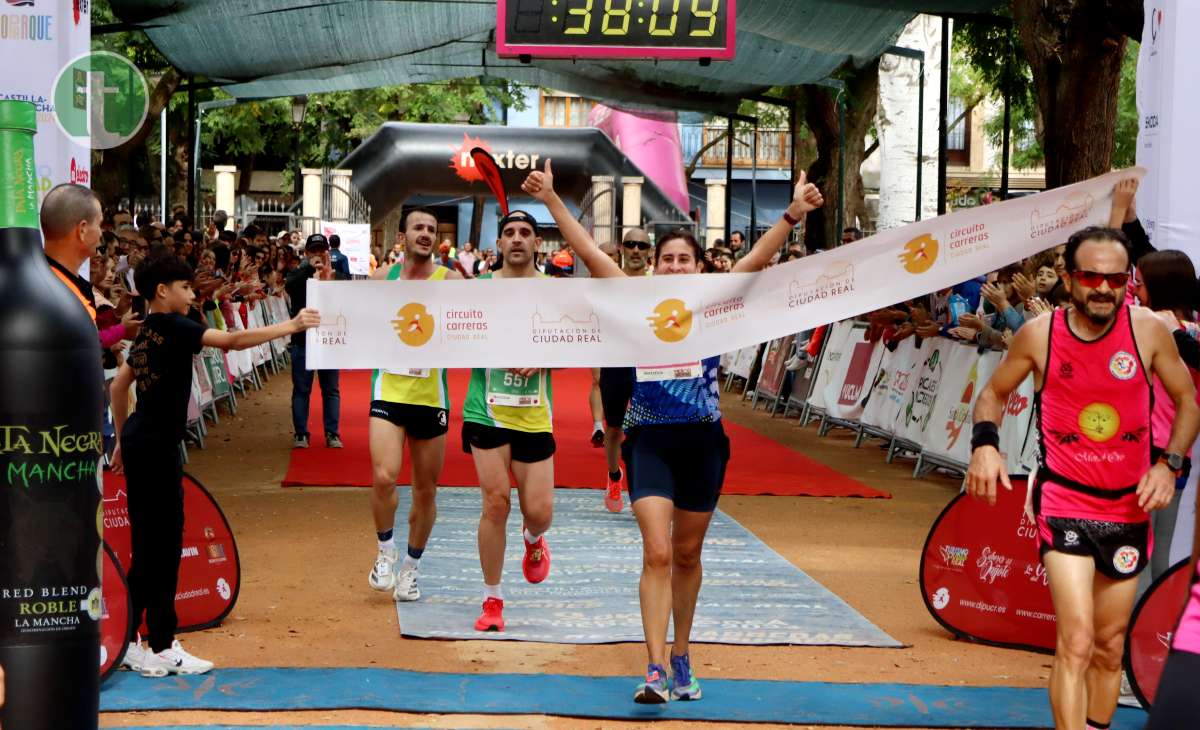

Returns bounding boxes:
[369,263,450,409]
[462,271,554,433]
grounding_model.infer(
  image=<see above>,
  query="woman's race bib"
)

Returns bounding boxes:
[486,369,542,407]
[635,362,703,382]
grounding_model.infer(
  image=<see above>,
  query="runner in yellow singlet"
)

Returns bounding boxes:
[462,210,555,632]
[365,207,463,603]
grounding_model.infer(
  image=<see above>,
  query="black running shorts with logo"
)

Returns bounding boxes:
[461,421,556,464]
[599,367,635,429]
[622,422,730,513]
[369,400,449,440]
[1038,516,1151,581]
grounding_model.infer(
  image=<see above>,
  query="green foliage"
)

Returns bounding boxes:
[1113,41,1139,169]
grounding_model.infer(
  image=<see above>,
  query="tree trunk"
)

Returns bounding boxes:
[90,68,182,205]
[1012,0,1133,187]
[798,60,880,250]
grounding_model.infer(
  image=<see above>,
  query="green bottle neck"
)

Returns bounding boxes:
[0,124,39,231]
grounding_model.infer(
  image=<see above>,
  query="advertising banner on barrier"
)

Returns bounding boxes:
[806,321,856,412]
[756,336,795,404]
[103,472,240,633]
[920,480,1057,652]
[866,337,923,433]
[919,342,986,464]
[1000,375,1037,475]
[823,328,882,422]
[307,170,1138,370]
[899,338,954,445]
[320,221,372,276]
[859,345,896,429]
[724,344,760,381]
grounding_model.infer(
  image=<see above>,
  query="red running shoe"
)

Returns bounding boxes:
[522,535,551,584]
[474,597,505,632]
[604,468,624,513]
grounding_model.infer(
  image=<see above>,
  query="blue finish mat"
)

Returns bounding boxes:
[99,667,1148,728]
[391,487,899,646]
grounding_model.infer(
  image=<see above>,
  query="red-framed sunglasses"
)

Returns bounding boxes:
[1071,270,1130,288]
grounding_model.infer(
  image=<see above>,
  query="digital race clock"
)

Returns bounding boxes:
[496,0,736,61]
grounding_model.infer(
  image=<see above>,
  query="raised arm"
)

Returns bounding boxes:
[522,160,625,279]
[732,172,824,273]
[109,363,135,474]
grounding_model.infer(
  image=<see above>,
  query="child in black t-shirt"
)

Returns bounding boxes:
[110,255,319,677]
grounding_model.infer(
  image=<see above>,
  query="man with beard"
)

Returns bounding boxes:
[461,211,555,632]
[594,227,654,513]
[366,208,463,603]
[967,226,1200,730]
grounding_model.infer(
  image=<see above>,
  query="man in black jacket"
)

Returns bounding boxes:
[284,234,342,449]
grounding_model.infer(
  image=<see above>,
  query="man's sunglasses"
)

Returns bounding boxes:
[622,241,652,251]
[1071,270,1129,288]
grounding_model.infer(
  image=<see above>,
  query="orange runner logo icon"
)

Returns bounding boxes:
[391,303,435,347]
[899,233,939,274]
[647,298,693,343]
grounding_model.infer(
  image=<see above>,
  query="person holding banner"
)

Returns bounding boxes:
[365,208,463,603]
[523,161,824,703]
[966,226,1200,730]
[462,210,556,632]
[111,255,321,677]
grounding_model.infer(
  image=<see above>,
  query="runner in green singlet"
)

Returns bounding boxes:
[365,207,463,603]
[462,210,555,632]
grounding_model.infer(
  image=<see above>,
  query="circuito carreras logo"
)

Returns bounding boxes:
[391,303,436,347]
[899,234,939,274]
[646,298,693,343]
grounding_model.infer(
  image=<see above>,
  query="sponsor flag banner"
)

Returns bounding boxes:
[920,480,1057,652]
[307,170,1138,369]
[1125,559,1197,708]
[321,221,372,276]
[102,471,239,634]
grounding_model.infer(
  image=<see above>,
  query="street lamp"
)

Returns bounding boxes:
[291,95,308,206]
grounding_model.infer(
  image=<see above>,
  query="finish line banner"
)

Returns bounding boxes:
[306,169,1139,370]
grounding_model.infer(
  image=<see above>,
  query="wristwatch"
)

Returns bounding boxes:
[1158,452,1185,476]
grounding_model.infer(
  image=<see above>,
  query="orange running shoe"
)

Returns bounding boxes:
[474,597,505,631]
[604,468,624,513]
[522,535,551,583]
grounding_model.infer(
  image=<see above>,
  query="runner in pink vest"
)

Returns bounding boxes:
[967,226,1200,730]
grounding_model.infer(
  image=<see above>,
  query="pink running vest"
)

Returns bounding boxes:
[1037,304,1152,522]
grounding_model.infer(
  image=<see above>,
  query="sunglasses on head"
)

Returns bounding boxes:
[622,240,651,251]
[1071,270,1129,288]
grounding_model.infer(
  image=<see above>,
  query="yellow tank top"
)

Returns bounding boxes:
[370,264,450,409]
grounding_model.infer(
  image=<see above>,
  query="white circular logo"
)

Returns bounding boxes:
[99,644,108,667]
[932,587,950,610]
[1109,351,1138,381]
[216,578,231,600]
[1113,546,1140,574]
[1064,530,1080,546]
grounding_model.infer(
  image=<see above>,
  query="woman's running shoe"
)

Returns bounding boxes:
[634,663,670,703]
[670,653,702,700]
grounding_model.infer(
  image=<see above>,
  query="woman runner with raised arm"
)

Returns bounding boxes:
[523,161,824,703]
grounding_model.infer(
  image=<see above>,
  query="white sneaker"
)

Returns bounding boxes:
[141,640,214,677]
[393,564,420,601]
[120,638,148,672]
[368,546,399,591]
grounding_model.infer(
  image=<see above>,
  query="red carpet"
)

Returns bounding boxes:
[282,369,888,498]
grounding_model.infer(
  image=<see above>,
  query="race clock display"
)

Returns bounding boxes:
[497,0,736,61]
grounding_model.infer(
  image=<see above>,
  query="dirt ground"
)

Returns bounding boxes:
[102,373,1050,730]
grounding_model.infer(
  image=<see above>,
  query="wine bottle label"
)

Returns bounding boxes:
[0,100,38,230]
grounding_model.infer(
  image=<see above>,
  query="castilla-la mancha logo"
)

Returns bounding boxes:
[391,303,435,347]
